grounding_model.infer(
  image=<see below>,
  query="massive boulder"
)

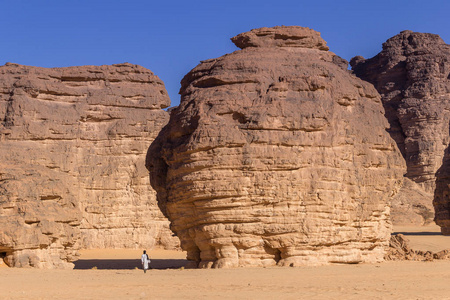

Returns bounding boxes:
[351,31,450,226]
[147,26,405,268]
[0,63,178,268]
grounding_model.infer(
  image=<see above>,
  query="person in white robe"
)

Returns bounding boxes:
[141,250,151,273]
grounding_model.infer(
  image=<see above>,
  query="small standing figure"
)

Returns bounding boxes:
[141,250,151,273]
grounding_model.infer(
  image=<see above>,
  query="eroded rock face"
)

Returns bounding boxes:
[231,26,329,50]
[147,26,405,268]
[0,63,178,268]
[351,31,450,226]
[0,164,80,268]
[390,178,434,226]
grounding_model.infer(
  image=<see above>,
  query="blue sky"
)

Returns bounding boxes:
[1,0,449,107]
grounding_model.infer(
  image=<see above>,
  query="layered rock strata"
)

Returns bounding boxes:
[351,31,450,226]
[0,164,80,268]
[0,63,178,268]
[147,26,405,268]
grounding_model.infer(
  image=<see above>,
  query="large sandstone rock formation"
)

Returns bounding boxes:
[351,31,450,226]
[0,63,178,268]
[147,26,405,268]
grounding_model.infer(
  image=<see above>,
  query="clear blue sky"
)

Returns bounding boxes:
[1,0,449,107]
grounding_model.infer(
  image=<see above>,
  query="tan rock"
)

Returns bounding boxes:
[0,164,80,268]
[231,26,329,50]
[351,31,450,227]
[147,26,405,268]
[0,63,178,268]
[385,234,450,261]
[390,178,434,226]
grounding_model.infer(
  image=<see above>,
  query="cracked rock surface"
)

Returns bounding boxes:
[0,63,178,268]
[147,26,405,268]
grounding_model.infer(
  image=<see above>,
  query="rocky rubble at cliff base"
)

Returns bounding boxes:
[386,234,450,261]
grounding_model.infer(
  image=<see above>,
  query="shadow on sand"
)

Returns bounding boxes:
[392,231,442,236]
[73,259,188,270]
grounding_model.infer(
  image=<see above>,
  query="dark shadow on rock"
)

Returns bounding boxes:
[73,258,188,270]
[392,231,442,236]
[434,142,450,235]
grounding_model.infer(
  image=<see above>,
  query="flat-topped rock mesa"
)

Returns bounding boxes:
[351,31,450,226]
[0,63,179,268]
[147,26,405,268]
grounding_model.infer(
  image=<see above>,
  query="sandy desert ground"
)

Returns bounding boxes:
[2,224,450,300]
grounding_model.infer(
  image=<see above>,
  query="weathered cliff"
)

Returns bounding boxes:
[147,26,405,268]
[0,63,178,268]
[351,31,450,226]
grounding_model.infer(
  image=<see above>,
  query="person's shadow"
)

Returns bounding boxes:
[391,231,442,236]
[73,258,188,270]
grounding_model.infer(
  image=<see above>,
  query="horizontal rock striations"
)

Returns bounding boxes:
[0,163,81,268]
[147,26,405,268]
[231,26,329,50]
[351,31,450,226]
[0,63,178,268]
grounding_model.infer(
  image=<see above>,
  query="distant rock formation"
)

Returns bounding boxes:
[147,26,405,268]
[390,178,434,225]
[0,63,178,268]
[351,31,450,226]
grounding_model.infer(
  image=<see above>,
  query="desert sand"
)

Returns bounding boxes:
[1,224,450,299]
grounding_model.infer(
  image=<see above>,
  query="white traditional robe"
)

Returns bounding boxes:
[141,254,150,270]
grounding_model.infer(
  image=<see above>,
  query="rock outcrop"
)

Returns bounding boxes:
[351,31,450,226]
[147,26,405,268]
[386,234,450,261]
[0,63,178,268]
[231,26,329,50]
